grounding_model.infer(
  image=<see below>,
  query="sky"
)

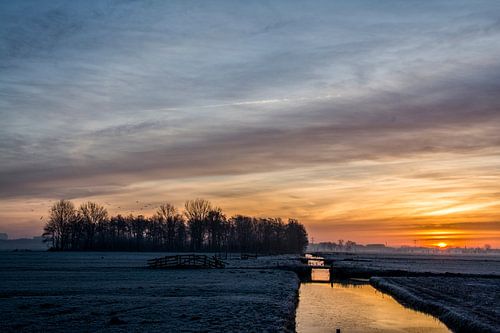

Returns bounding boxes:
[1,0,499,247]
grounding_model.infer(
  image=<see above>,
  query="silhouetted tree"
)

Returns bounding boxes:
[155,203,184,250]
[184,199,211,251]
[345,240,357,252]
[78,202,108,250]
[42,199,308,254]
[232,215,254,253]
[206,208,226,251]
[43,200,77,250]
[285,219,308,253]
[131,215,147,251]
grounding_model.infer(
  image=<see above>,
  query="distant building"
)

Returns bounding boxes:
[0,233,8,240]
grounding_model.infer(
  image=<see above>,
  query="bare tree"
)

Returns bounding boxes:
[158,203,185,250]
[232,215,254,253]
[157,203,177,220]
[42,198,308,254]
[286,219,309,253]
[184,199,211,221]
[206,207,226,251]
[43,200,77,250]
[184,199,212,251]
[78,202,108,249]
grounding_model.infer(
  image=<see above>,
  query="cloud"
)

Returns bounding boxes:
[2,57,500,199]
[1,1,500,243]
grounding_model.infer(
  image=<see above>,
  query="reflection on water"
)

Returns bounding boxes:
[296,282,450,333]
[306,254,329,282]
[311,268,330,282]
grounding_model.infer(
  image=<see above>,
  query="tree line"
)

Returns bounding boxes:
[42,199,308,254]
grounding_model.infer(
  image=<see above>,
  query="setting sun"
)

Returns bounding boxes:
[1,2,500,333]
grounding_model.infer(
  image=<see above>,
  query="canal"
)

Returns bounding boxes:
[296,255,450,332]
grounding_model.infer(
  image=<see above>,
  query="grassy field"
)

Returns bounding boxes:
[0,252,299,332]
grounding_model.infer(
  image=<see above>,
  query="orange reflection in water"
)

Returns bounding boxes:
[296,283,450,333]
[311,268,330,282]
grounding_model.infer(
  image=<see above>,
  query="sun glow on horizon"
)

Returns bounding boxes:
[1,2,500,249]
[436,242,448,248]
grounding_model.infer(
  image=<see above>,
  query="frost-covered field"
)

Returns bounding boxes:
[0,252,299,332]
[371,277,500,333]
[325,253,500,275]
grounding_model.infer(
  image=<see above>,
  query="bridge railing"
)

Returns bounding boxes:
[147,254,225,269]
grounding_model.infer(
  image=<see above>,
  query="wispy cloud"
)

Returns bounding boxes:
[1,0,500,244]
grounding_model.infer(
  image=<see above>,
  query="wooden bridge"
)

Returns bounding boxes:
[147,254,225,269]
[240,253,258,260]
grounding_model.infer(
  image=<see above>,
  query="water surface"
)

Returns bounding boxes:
[296,282,450,333]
